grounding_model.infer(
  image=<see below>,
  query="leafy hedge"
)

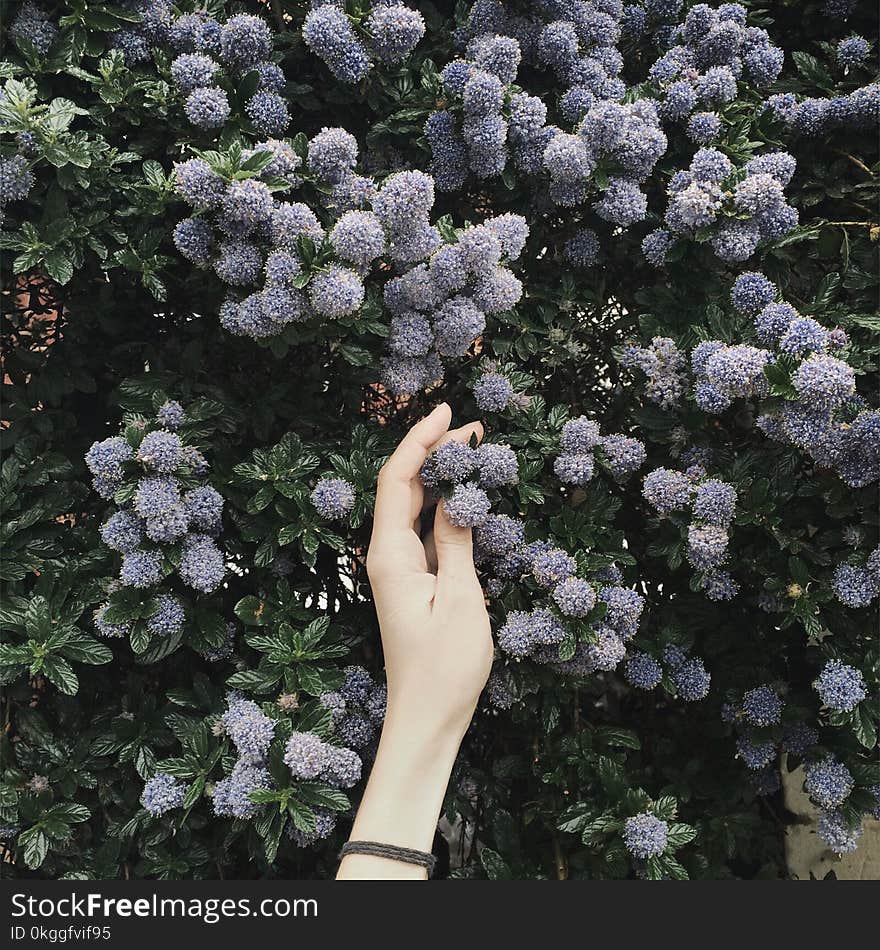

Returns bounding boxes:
[1,0,877,880]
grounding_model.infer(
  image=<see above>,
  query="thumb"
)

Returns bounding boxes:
[432,498,477,583]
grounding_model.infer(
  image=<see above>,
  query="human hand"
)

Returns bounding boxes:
[337,404,493,879]
[366,402,493,742]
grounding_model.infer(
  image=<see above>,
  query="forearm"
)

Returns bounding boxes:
[336,709,467,880]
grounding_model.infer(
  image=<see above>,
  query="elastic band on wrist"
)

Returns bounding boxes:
[340,840,437,876]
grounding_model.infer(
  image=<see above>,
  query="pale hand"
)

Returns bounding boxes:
[336,403,493,879]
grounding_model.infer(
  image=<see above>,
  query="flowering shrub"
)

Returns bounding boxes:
[1,0,877,880]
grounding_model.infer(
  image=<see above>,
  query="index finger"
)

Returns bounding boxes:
[372,402,452,540]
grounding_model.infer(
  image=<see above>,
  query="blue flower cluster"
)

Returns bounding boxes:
[170,110,528,387]
[765,83,879,137]
[662,644,711,701]
[646,3,784,121]
[427,0,666,228]
[554,414,647,487]
[110,7,289,136]
[648,146,798,264]
[303,2,425,83]
[283,732,362,789]
[813,659,867,712]
[703,274,876,489]
[140,772,186,817]
[208,683,368,836]
[622,812,668,859]
[10,1,58,55]
[720,680,793,790]
[88,402,226,641]
[380,204,529,395]
[318,665,387,755]
[310,477,356,521]
[831,558,880,609]
[619,337,689,409]
[420,436,520,528]
[209,693,275,820]
[483,544,645,680]
[642,465,738,600]
[0,155,35,220]
[472,365,522,413]
[804,755,854,810]
[817,810,863,855]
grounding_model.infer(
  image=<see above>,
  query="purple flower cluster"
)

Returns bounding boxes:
[624,652,663,690]
[730,276,875,488]
[473,369,517,412]
[619,337,689,409]
[813,659,867,712]
[642,464,737,598]
[623,813,668,858]
[648,4,783,121]
[804,756,854,810]
[319,665,387,755]
[381,201,528,394]
[0,152,35,225]
[420,436,519,529]
[141,772,186,817]
[654,145,797,264]
[283,732,362,790]
[660,644,711,701]
[426,1,666,225]
[554,415,646,487]
[10,1,59,55]
[488,546,643,677]
[310,477,356,521]
[221,694,275,763]
[765,84,879,137]
[831,562,879,608]
[213,760,272,820]
[303,2,424,83]
[741,685,784,727]
[817,811,863,855]
[89,406,226,637]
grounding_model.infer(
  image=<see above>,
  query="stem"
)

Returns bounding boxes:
[552,835,569,880]
[835,150,874,176]
[822,220,877,227]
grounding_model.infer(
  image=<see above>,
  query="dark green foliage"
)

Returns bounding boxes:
[1,1,877,879]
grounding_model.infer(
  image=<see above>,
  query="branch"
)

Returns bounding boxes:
[835,150,874,176]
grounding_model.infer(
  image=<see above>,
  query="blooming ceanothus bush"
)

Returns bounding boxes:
[0,0,877,880]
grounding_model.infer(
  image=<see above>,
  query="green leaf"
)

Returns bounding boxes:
[183,778,205,810]
[47,803,90,824]
[791,51,833,90]
[651,796,678,821]
[129,624,151,655]
[142,160,167,189]
[480,847,512,880]
[59,635,113,665]
[293,782,349,812]
[286,798,315,835]
[226,667,282,693]
[595,727,641,750]
[852,705,877,750]
[19,826,49,869]
[42,655,78,695]
[234,595,269,626]
[665,823,698,849]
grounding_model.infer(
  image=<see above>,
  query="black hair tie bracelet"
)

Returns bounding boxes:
[339,840,437,876]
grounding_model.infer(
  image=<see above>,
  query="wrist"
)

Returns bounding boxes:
[383,699,472,758]
[342,704,465,859]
